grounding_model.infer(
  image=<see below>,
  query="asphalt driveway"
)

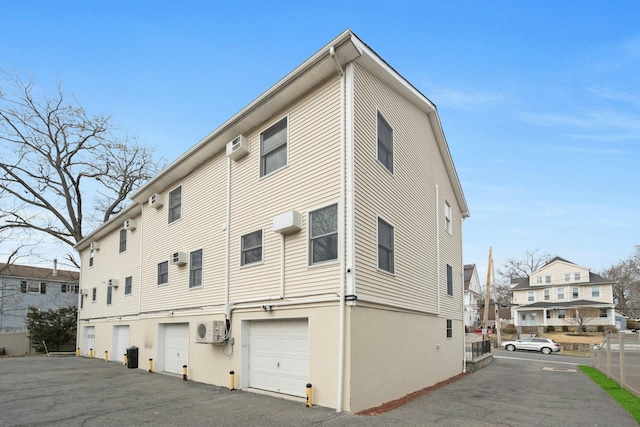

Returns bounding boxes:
[0,355,636,426]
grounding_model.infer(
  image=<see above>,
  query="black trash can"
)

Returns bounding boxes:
[126,346,138,369]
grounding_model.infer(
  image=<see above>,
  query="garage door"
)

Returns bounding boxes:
[249,319,308,397]
[112,325,130,362]
[83,326,95,356]
[163,323,189,375]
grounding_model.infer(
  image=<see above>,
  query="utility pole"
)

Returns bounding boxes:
[482,247,492,341]
[492,256,501,346]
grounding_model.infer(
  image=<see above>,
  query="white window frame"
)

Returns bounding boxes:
[446,319,453,339]
[260,117,288,177]
[189,249,203,288]
[158,261,169,285]
[119,229,127,253]
[124,276,133,295]
[376,110,393,174]
[241,230,263,267]
[91,287,97,303]
[536,276,542,284]
[377,215,395,274]
[545,275,551,283]
[574,272,581,281]
[544,289,550,301]
[527,291,534,302]
[444,200,452,235]
[168,185,182,223]
[89,249,94,267]
[572,287,579,299]
[557,288,565,300]
[592,286,600,298]
[107,285,112,306]
[309,204,338,265]
[564,273,571,282]
[446,264,453,296]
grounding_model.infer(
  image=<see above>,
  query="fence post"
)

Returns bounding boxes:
[605,334,611,379]
[619,332,625,390]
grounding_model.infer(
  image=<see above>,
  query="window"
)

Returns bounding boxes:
[119,229,127,253]
[557,288,565,300]
[546,310,551,319]
[527,291,534,302]
[158,261,169,285]
[189,249,203,288]
[592,286,600,298]
[446,319,453,338]
[574,273,581,281]
[377,111,393,173]
[91,287,97,302]
[125,276,132,295]
[107,285,112,306]
[557,309,565,319]
[309,204,338,264]
[536,276,542,284]
[564,273,571,282]
[74,285,79,294]
[260,117,288,177]
[24,282,45,294]
[62,284,67,293]
[89,249,94,267]
[377,217,394,273]
[444,201,452,235]
[544,289,550,301]
[446,264,453,296]
[169,186,182,223]
[572,287,579,299]
[599,309,608,318]
[545,276,551,283]
[80,295,84,309]
[20,281,27,293]
[241,230,263,266]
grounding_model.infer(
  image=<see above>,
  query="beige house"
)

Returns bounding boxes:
[463,264,482,330]
[511,257,615,333]
[75,30,469,413]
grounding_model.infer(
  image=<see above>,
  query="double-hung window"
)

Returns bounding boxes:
[544,289,550,300]
[377,217,394,273]
[446,264,453,296]
[92,287,97,302]
[107,285,112,306]
[241,230,263,266]
[444,201,452,235]
[189,249,203,288]
[557,288,565,300]
[158,261,169,285]
[261,118,288,177]
[446,319,453,338]
[592,286,600,298]
[527,291,534,302]
[169,186,182,223]
[125,276,133,295]
[309,204,338,264]
[377,111,393,173]
[89,249,94,267]
[119,229,127,253]
[572,287,579,299]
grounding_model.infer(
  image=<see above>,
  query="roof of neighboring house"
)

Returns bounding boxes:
[479,304,512,321]
[510,272,612,290]
[0,263,79,282]
[515,299,615,309]
[463,264,475,291]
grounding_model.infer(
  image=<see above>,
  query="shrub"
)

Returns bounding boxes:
[597,325,605,333]
[545,325,556,333]
[562,325,569,332]
[502,324,517,334]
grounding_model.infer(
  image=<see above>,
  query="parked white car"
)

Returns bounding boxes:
[501,337,561,355]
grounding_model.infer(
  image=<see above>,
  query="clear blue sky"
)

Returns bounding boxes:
[2,1,638,278]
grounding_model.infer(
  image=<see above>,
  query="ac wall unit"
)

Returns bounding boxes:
[149,193,164,209]
[195,320,226,344]
[108,279,119,288]
[81,289,89,296]
[123,219,137,230]
[171,251,188,266]
[225,135,249,161]
[89,242,100,251]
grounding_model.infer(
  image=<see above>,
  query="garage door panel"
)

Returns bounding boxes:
[163,323,189,375]
[113,326,129,362]
[249,319,308,397]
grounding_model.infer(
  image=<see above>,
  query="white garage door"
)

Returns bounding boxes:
[163,323,189,375]
[249,319,308,397]
[83,326,95,356]
[112,325,130,362]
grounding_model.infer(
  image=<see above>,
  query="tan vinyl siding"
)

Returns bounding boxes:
[352,63,463,317]
[228,78,342,301]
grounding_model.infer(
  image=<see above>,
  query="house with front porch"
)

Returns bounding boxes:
[511,257,615,333]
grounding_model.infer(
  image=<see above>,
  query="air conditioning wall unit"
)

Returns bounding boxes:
[81,289,89,296]
[108,279,119,288]
[171,251,188,266]
[195,320,226,344]
[149,193,164,209]
[124,219,137,230]
[225,135,250,161]
[89,242,100,251]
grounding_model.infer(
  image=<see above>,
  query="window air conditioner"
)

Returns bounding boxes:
[195,321,226,344]
[171,251,188,266]
[89,242,100,251]
[123,219,137,230]
[149,193,164,209]
[108,279,119,288]
[81,289,89,296]
[225,135,249,161]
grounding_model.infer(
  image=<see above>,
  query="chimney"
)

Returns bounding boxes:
[53,258,58,276]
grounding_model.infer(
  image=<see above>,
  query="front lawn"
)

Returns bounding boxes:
[579,365,640,423]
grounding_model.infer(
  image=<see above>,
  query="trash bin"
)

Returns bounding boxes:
[126,346,138,369]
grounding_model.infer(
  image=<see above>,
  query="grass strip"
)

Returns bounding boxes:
[579,365,640,423]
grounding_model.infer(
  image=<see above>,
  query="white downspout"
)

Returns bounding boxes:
[225,158,231,309]
[138,203,144,316]
[279,233,285,299]
[436,185,441,314]
[331,46,346,413]
[461,217,466,373]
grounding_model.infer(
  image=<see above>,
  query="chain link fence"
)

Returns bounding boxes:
[591,332,640,398]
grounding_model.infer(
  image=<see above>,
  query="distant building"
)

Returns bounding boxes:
[0,262,79,332]
[464,264,482,330]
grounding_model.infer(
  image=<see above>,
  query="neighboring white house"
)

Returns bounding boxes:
[464,264,482,330]
[74,30,469,413]
[511,257,615,333]
[0,262,79,332]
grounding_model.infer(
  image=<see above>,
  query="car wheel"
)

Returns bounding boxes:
[506,344,515,352]
[541,347,552,355]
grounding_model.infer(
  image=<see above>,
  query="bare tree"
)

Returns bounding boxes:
[600,245,640,319]
[0,69,163,266]
[497,249,552,281]
[563,306,601,334]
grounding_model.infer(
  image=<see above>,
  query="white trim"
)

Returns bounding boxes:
[346,63,356,297]
[239,228,265,268]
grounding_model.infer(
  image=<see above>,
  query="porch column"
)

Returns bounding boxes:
[543,309,547,327]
